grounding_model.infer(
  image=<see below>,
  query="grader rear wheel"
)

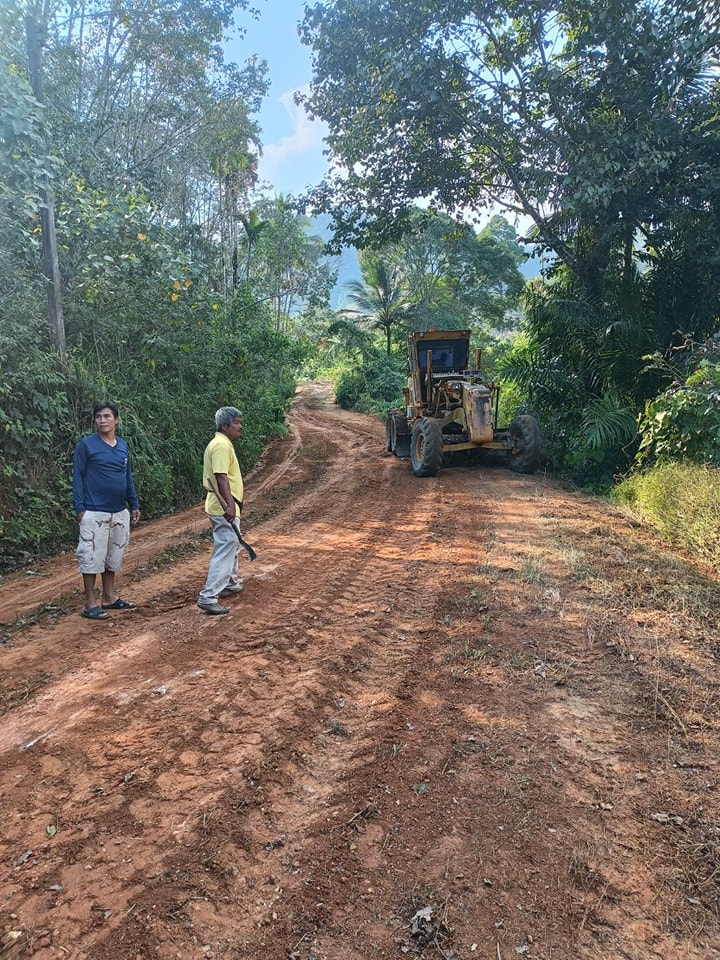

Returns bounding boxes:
[385,413,395,452]
[507,415,541,473]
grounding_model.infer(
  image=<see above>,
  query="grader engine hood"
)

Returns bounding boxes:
[463,383,494,444]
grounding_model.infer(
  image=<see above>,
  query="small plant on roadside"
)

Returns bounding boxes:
[520,559,543,583]
[4,599,71,639]
[459,640,490,661]
[447,584,490,621]
[324,720,349,737]
[151,531,210,569]
[507,652,533,671]
[570,844,600,890]
[0,671,51,716]
[562,546,594,580]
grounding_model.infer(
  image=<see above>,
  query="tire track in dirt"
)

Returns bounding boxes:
[0,388,453,957]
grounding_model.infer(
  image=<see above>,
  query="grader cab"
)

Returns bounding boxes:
[386,329,541,477]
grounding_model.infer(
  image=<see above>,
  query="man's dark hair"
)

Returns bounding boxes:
[93,400,119,418]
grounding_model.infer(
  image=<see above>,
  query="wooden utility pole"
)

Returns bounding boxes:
[25,14,66,356]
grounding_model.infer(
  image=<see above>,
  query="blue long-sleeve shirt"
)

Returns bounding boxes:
[72,433,140,514]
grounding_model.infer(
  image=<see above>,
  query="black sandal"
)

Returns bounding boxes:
[80,606,110,620]
[101,598,136,610]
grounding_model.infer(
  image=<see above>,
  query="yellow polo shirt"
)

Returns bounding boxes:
[202,432,244,516]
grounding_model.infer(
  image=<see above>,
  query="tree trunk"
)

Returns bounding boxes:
[26,14,66,357]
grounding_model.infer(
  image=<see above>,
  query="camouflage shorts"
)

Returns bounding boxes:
[76,510,130,574]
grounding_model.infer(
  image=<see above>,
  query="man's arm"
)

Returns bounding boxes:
[215,473,235,522]
[125,447,141,525]
[72,439,88,520]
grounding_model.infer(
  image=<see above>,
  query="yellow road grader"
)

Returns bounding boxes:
[386,329,541,477]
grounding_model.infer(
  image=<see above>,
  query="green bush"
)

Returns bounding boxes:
[334,351,404,414]
[637,360,720,465]
[0,307,299,571]
[613,462,720,573]
[335,369,368,410]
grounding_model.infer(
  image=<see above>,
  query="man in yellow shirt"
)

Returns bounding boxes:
[197,407,245,615]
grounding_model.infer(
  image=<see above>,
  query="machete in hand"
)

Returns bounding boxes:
[205,477,257,561]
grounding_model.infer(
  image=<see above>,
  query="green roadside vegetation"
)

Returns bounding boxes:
[614,463,720,575]
[2,0,718,576]
[0,1,327,569]
[297,0,720,574]
[613,356,720,574]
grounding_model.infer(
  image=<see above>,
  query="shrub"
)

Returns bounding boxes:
[335,369,368,410]
[613,462,720,573]
[637,360,720,465]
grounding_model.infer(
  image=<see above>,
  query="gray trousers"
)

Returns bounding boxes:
[198,516,243,603]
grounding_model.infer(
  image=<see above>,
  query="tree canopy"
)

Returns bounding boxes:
[301,0,720,474]
[0,0,338,568]
[380,211,526,333]
[300,0,720,298]
[342,254,414,355]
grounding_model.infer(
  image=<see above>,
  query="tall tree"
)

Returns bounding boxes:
[1,0,269,303]
[25,11,66,353]
[249,198,338,331]
[0,45,50,329]
[45,0,266,193]
[300,0,720,300]
[381,211,526,333]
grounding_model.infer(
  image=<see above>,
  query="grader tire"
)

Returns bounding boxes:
[410,417,443,477]
[385,412,395,452]
[507,415,541,474]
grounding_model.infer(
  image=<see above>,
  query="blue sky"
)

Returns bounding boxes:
[222,1,536,295]
[225,0,329,197]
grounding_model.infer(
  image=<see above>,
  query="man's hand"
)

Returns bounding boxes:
[131,509,141,525]
[76,511,85,522]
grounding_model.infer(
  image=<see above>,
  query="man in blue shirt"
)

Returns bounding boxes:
[72,401,141,619]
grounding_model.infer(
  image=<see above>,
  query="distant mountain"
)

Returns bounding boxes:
[308,214,360,309]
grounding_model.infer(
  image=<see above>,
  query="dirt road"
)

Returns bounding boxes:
[1,382,719,960]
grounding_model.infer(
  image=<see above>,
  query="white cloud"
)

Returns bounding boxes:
[257,86,329,193]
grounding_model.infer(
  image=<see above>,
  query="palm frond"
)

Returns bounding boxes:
[581,395,638,452]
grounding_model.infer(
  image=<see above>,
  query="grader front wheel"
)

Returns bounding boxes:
[410,417,443,477]
[386,409,410,457]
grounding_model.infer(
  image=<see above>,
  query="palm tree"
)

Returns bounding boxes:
[237,209,268,285]
[343,255,412,355]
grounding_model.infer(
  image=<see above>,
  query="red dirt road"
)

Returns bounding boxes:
[1,382,719,960]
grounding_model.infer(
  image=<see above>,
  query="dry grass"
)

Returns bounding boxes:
[0,671,51,717]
